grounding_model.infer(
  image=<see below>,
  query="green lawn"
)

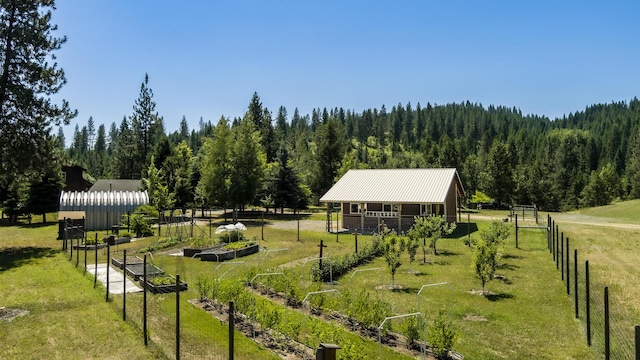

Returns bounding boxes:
[0,211,610,359]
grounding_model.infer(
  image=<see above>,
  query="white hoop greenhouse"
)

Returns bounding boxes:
[59,190,149,230]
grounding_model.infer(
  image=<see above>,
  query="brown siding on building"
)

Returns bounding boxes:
[402,204,420,216]
[367,203,382,211]
[445,180,457,223]
[343,202,350,214]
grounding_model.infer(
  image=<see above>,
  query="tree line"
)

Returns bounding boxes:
[3,1,640,221]
[60,81,640,214]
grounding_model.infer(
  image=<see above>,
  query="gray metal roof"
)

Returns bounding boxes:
[89,179,142,192]
[319,168,463,204]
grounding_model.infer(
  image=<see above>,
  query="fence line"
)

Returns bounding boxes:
[546,214,638,359]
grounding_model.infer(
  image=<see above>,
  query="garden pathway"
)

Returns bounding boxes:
[86,264,142,294]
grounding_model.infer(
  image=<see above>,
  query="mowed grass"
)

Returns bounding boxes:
[534,200,640,357]
[0,211,606,359]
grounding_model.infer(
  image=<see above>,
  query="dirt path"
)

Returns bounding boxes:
[469,213,640,230]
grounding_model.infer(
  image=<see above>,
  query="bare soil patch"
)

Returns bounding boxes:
[463,314,488,322]
[0,307,29,322]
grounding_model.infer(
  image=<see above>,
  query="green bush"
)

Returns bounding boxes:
[188,237,216,249]
[137,237,179,253]
[402,310,426,346]
[218,230,244,243]
[427,310,457,359]
[149,275,176,286]
[222,241,255,251]
[310,233,384,282]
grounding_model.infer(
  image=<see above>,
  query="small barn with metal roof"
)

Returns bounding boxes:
[320,168,464,233]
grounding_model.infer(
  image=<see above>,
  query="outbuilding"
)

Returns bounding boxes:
[319,168,464,233]
[58,189,149,231]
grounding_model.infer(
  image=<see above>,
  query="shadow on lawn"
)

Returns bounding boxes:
[0,247,59,272]
[485,292,514,302]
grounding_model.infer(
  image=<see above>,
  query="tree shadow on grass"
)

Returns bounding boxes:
[435,250,460,257]
[449,222,479,238]
[497,262,519,271]
[0,247,59,272]
[485,292,514,302]
[502,254,524,260]
[391,286,420,294]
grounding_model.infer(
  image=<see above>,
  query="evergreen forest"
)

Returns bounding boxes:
[51,75,640,214]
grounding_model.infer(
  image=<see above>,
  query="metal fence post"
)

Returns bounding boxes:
[123,249,127,321]
[143,255,148,346]
[76,237,79,268]
[106,243,110,302]
[605,286,610,360]
[574,249,578,319]
[94,239,98,288]
[635,325,640,360]
[566,237,570,294]
[586,260,591,346]
[176,274,180,360]
[515,214,518,249]
[84,236,87,275]
[560,233,563,273]
[229,300,235,360]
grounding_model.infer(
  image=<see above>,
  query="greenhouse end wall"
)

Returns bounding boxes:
[59,190,149,231]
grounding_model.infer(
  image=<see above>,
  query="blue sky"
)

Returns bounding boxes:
[52,1,640,141]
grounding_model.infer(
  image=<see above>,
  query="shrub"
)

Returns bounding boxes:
[218,230,244,243]
[310,232,384,282]
[188,237,216,249]
[402,310,426,346]
[222,241,255,251]
[138,237,180,253]
[427,310,457,359]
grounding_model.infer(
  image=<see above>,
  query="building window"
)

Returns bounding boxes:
[351,203,360,214]
[421,204,432,216]
[382,204,398,212]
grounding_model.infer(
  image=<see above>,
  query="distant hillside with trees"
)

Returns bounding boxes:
[61,82,640,213]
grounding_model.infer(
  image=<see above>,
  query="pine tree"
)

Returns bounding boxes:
[0,0,76,204]
[130,73,161,178]
[199,117,232,209]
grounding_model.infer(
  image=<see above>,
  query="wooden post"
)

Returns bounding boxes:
[353,231,358,254]
[318,240,327,271]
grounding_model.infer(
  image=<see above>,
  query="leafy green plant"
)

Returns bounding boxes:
[189,236,216,249]
[149,275,176,286]
[218,230,244,243]
[196,275,213,300]
[340,339,367,360]
[119,232,132,238]
[427,310,457,359]
[402,310,426,346]
[137,237,180,253]
[222,241,255,251]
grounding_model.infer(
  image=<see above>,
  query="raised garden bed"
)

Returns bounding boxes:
[104,236,131,246]
[111,256,144,270]
[71,243,108,251]
[140,275,188,293]
[125,262,164,280]
[200,242,259,262]
[183,244,223,258]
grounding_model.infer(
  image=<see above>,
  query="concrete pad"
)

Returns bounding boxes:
[86,263,142,294]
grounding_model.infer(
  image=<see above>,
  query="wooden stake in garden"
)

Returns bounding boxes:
[353,230,359,254]
[318,240,327,270]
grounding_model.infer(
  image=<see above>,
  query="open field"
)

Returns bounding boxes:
[6,206,639,359]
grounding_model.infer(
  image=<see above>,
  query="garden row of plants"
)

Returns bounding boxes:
[195,268,457,358]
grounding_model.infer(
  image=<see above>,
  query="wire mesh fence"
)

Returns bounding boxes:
[547,215,637,360]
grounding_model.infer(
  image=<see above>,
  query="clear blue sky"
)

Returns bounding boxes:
[52,1,640,141]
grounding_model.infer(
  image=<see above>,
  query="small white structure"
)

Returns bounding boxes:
[59,190,149,230]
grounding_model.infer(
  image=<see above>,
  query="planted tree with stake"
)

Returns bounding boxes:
[382,229,405,289]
